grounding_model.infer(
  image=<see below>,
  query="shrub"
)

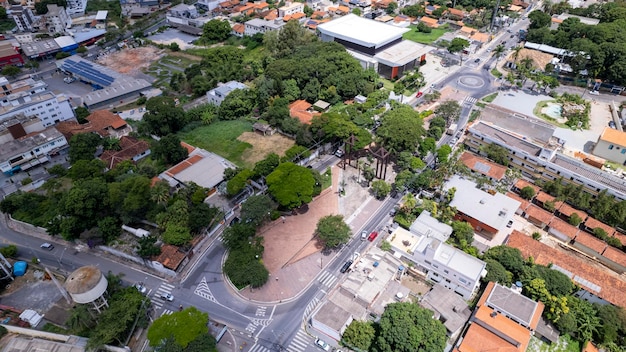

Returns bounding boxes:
[532,232,542,240]
[0,245,18,258]
[21,177,32,186]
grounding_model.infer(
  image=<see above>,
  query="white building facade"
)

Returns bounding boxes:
[44,4,71,34]
[0,126,68,175]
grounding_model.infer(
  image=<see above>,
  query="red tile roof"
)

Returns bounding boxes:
[99,136,150,169]
[507,230,626,308]
[584,217,615,236]
[558,203,588,221]
[525,205,553,225]
[289,100,319,125]
[232,23,245,33]
[419,16,439,28]
[613,232,626,247]
[574,232,607,254]
[459,152,507,180]
[55,110,128,139]
[154,244,187,270]
[514,179,540,193]
[447,8,465,17]
[548,217,579,240]
[602,246,626,268]
[506,192,530,212]
[535,191,563,209]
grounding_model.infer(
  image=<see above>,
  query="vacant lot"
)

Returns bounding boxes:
[178,120,253,167]
[237,132,294,165]
[146,53,201,88]
[403,25,449,44]
[98,46,165,75]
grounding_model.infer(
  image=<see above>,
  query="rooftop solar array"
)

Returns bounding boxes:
[61,59,115,87]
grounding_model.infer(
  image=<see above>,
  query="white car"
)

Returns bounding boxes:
[40,243,54,250]
[135,283,147,294]
[160,293,174,301]
[315,339,330,351]
[588,90,599,95]
[334,149,345,158]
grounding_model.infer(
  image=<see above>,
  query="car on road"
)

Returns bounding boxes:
[415,91,423,98]
[449,137,458,146]
[361,231,368,241]
[340,260,353,273]
[510,34,515,38]
[334,149,345,158]
[315,338,331,351]
[135,283,147,294]
[160,293,174,301]
[609,121,616,129]
[474,58,480,63]
[507,220,514,228]
[40,243,54,250]
[368,231,378,242]
[589,90,599,95]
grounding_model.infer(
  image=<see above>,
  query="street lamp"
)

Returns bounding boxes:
[58,247,67,266]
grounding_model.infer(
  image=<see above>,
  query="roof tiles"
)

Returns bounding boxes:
[574,231,607,254]
[459,151,507,180]
[548,217,579,240]
[584,217,615,236]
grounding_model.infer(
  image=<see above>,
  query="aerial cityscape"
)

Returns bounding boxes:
[0,0,624,350]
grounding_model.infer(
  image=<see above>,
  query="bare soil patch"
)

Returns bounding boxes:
[97,46,165,75]
[237,132,295,165]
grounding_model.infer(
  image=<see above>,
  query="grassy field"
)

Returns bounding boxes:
[403,25,449,44]
[178,120,253,167]
[146,54,199,88]
[482,93,498,103]
[527,335,580,352]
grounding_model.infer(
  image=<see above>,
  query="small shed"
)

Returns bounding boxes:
[354,95,367,104]
[313,100,330,112]
[19,309,43,327]
[13,261,27,277]
[252,123,275,136]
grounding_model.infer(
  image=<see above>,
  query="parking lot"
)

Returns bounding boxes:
[147,29,200,50]
[43,73,95,107]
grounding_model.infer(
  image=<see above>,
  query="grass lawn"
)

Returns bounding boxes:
[482,93,498,103]
[321,167,332,190]
[379,78,395,90]
[533,100,568,128]
[527,335,580,352]
[403,25,449,44]
[178,120,253,167]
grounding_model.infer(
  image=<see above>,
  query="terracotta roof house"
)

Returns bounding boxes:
[99,136,150,170]
[253,1,269,12]
[454,281,544,352]
[459,25,475,37]
[55,110,130,140]
[506,192,530,215]
[592,127,626,165]
[573,231,607,256]
[547,217,579,242]
[470,31,490,43]
[459,151,507,181]
[154,244,188,271]
[447,7,464,19]
[394,14,413,24]
[419,16,439,28]
[583,217,615,237]
[507,230,626,308]
[534,191,563,211]
[524,205,553,229]
[512,0,530,8]
[311,10,327,19]
[289,100,320,124]
[557,203,588,223]
[601,246,626,273]
[513,179,540,195]
[232,23,245,37]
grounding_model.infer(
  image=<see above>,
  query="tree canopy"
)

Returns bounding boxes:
[202,20,232,42]
[147,307,210,348]
[266,163,315,209]
[141,97,186,136]
[375,302,447,352]
[377,105,426,153]
[315,215,351,249]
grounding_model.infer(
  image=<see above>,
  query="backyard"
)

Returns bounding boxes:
[527,335,580,352]
[403,25,450,44]
[178,120,254,167]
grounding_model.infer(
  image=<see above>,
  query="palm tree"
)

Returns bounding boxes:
[492,44,506,63]
[511,46,523,63]
[150,180,170,205]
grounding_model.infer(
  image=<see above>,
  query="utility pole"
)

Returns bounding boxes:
[490,0,502,33]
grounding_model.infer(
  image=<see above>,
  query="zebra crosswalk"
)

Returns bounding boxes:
[463,96,478,105]
[287,329,311,352]
[318,271,337,288]
[194,277,217,303]
[151,282,175,310]
[160,309,173,317]
[248,344,271,352]
[304,297,320,318]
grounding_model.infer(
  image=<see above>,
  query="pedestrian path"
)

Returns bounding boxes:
[151,282,175,310]
[463,96,478,105]
[317,271,337,288]
[194,277,217,303]
[286,329,311,352]
[304,297,320,318]
[248,344,271,352]
[160,309,173,316]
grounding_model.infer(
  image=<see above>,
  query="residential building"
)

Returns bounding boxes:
[547,217,579,242]
[99,136,150,169]
[120,0,160,17]
[420,284,471,338]
[0,126,67,175]
[0,42,24,67]
[66,0,87,15]
[507,230,626,307]
[289,100,320,125]
[419,16,439,28]
[0,115,44,145]
[465,114,626,202]
[454,281,544,352]
[197,0,221,11]
[244,18,284,36]
[10,5,37,32]
[592,127,626,165]
[55,110,131,140]
[317,14,434,78]
[168,3,198,18]
[206,81,248,106]
[44,4,71,34]
[232,23,245,37]
[388,222,486,300]
[0,90,74,127]
[278,1,304,17]
[443,175,520,239]
[459,151,508,182]
[158,142,237,191]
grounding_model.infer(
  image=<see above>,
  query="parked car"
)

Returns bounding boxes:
[361,231,368,241]
[334,149,345,158]
[315,339,331,351]
[415,91,423,98]
[368,231,378,242]
[589,90,599,95]
[40,243,54,250]
[160,293,174,301]
[474,58,481,63]
[340,260,353,273]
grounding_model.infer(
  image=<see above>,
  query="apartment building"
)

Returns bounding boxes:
[278,1,304,17]
[66,0,87,16]
[0,126,67,175]
[10,5,38,32]
[244,18,284,36]
[44,4,71,34]
[465,119,626,202]
[0,90,75,127]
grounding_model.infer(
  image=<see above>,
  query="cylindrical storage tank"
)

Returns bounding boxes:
[64,266,108,304]
[13,261,27,277]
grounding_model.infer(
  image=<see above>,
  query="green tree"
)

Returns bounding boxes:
[386,1,398,14]
[483,143,510,166]
[0,245,18,258]
[202,20,232,42]
[520,186,536,200]
[450,221,474,248]
[351,7,361,15]
[448,38,470,64]
[315,215,351,249]
[434,100,461,125]
[223,246,269,288]
[68,159,105,180]
[375,302,447,352]
[342,320,375,351]
[108,175,153,223]
[152,135,188,165]
[266,163,315,209]
[1,65,20,77]
[162,223,192,246]
[69,133,102,163]
[226,169,254,196]
[371,180,392,199]
[169,42,180,51]
[137,235,161,258]
[147,307,209,348]
[75,106,90,123]
[483,259,513,286]
[483,245,525,276]
[97,217,121,243]
[266,19,316,58]
[140,97,186,136]
[240,194,275,227]
[253,153,280,177]
[492,44,506,62]
[436,145,452,163]
[528,9,552,28]
[377,105,426,153]
[218,88,256,120]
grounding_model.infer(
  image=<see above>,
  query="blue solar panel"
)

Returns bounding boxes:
[61,58,115,87]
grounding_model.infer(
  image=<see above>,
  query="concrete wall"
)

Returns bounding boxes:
[593,140,626,165]
[5,214,48,237]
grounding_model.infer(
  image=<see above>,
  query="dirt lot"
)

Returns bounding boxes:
[237,132,295,165]
[97,46,165,75]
